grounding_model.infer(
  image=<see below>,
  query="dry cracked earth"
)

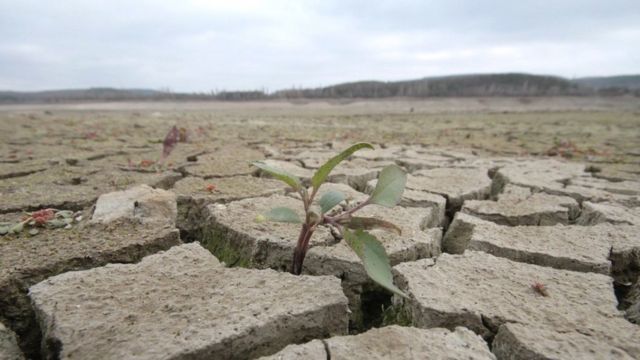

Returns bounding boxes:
[1,98,640,359]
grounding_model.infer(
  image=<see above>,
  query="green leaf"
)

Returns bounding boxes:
[29,228,39,236]
[343,229,408,298]
[369,165,407,207]
[318,190,346,213]
[264,207,302,223]
[9,222,24,234]
[339,217,402,235]
[252,161,302,191]
[47,219,67,228]
[311,143,374,189]
[0,226,8,235]
[56,210,74,219]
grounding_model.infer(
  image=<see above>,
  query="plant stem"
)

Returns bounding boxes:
[326,198,370,223]
[292,223,314,275]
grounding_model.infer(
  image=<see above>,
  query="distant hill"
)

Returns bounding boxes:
[275,73,589,98]
[1,73,638,103]
[0,87,270,104]
[0,88,167,104]
[573,75,640,90]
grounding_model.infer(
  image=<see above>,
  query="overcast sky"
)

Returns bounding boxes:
[1,0,639,92]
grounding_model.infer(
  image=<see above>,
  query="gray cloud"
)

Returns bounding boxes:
[1,0,638,91]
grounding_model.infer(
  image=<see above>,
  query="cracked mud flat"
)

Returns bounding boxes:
[1,98,640,359]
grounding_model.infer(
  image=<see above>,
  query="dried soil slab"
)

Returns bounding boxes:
[204,194,440,271]
[173,176,286,204]
[492,160,638,206]
[0,165,181,213]
[260,325,495,360]
[593,163,640,182]
[203,195,335,268]
[352,146,404,161]
[30,243,348,360]
[182,146,265,178]
[292,150,336,169]
[302,207,441,327]
[0,161,47,180]
[461,185,580,226]
[443,213,612,274]
[0,322,23,360]
[354,204,441,263]
[365,179,446,228]
[546,183,639,207]
[393,251,637,351]
[0,220,180,354]
[492,159,586,195]
[570,177,640,196]
[205,194,441,326]
[395,154,455,172]
[493,322,639,360]
[174,176,287,236]
[406,168,492,210]
[325,159,391,192]
[399,147,475,162]
[577,201,640,225]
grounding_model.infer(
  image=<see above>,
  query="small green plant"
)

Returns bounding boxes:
[252,143,408,297]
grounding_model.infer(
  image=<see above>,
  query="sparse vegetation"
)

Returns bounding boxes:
[253,143,409,297]
[0,208,81,236]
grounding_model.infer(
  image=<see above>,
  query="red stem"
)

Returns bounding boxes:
[292,223,314,275]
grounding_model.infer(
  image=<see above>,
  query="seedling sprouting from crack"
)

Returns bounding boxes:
[252,143,408,297]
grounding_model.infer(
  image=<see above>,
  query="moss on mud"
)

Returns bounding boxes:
[199,226,252,268]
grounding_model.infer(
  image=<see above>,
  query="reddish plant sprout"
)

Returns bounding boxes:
[532,281,549,297]
[205,184,216,193]
[161,126,180,161]
[139,159,155,168]
[31,209,55,226]
[178,127,189,142]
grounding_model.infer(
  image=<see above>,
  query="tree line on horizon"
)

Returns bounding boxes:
[1,73,639,103]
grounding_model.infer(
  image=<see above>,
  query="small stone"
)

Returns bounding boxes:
[91,184,177,226]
